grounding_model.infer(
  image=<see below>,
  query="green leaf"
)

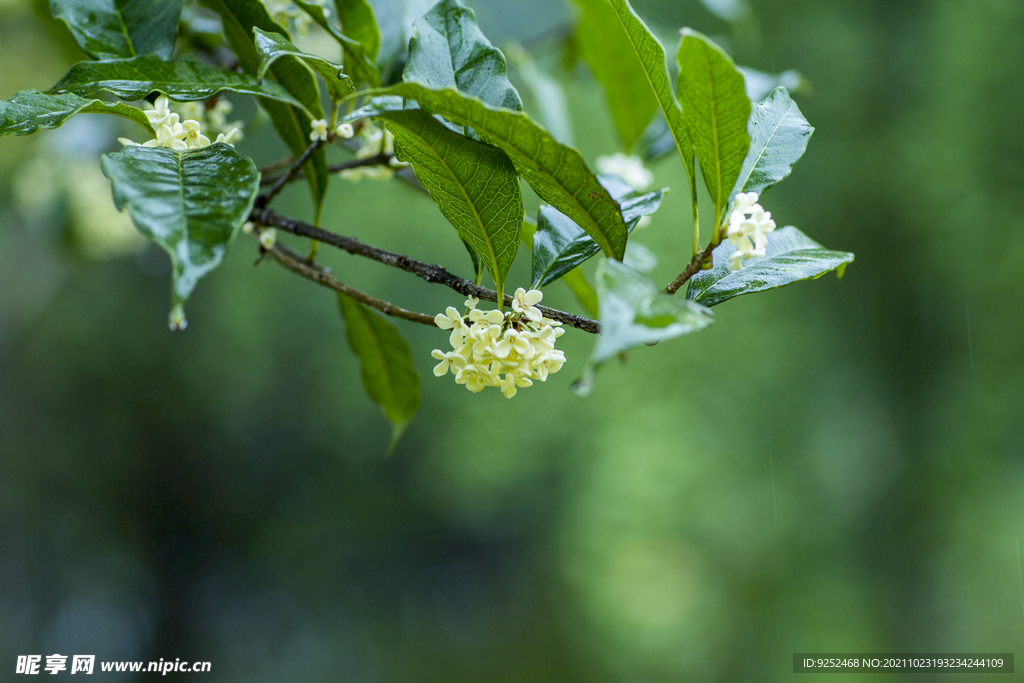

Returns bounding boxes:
[404,0,522,114]
[100,144,260,329]
[606,0,693,176]
[199,0,328,216]
[522,215,596,317]
[349,82,629,259]
[571,0,657,151]
[334,0,380,61]
[462,239,483,284]
[254,27,355,102]
[295,0,380,88]
[677,28,751,222]
[685,226,855,307]
[380,108,522,299]
[337,292,421,451]
[49,55,306,109]
[531,176,665,288]
[730,86,813,200]
[50,0,184,60]
[0,89,154,136]
[590,258,713,366]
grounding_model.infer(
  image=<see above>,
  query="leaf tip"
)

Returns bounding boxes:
[168,304,188,331]
[384,421,409,456]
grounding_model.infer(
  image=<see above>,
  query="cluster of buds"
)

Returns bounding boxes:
[339,123,407,181]
[309,119,355,143]
[431,289,567,398]
[173,99,243,138]
[725,191,776,270]
[119,96,241,150]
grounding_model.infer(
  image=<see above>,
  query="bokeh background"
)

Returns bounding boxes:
[2,0,1024,680]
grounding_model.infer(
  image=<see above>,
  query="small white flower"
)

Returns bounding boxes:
[258,228,277,250]
[181,120,211,149]
[242,221,255,234]
[434,306,468,347]
[145,95,173,126]
[335,122,354,139]
[310,118,329,142]
[724,192,776,270]
[596,153,654,191]
[511,287,543,322]
[215,128,241,146]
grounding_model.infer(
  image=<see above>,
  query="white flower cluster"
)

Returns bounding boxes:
[174,99,243,138]
[339,123,407,181]
[309,119,354,143]
[431,289,567,398]
[119,96,241,150]
[725,191,776,270]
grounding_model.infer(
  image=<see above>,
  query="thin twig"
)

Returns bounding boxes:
[259,152,394,187]
[664,238,718,295]
[251,208,601,334]
[256,139,324,208]
[264,241,438,327]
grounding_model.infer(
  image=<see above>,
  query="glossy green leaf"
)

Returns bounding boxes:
[677,28,751,221]
[295,0,380,88]
[348,82,629,259]
[462,239,483,284]
[571,0,657,151]
[254,28,355,102]
[334,0,380,61]
[531,176,665,288]
[199,0,328,216]
[380,108,522,298]
[50,0,184,60]
[338,292,421,451]
[404,0,521,139]
[590,258,714,366]
[523,215,597,317]
[0,89,154,136]
[49,55,306,109]
[100,144,260,329]
[607,0,694,178]
[730,86,813,200]
[686,226,855,307]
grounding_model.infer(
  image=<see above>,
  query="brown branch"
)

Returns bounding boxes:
[664,237,718,295]
[251,208,601,334]
[263,241,438,327]
[256,139,325,208]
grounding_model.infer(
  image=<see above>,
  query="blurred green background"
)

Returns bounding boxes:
[2,0,1024,680]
